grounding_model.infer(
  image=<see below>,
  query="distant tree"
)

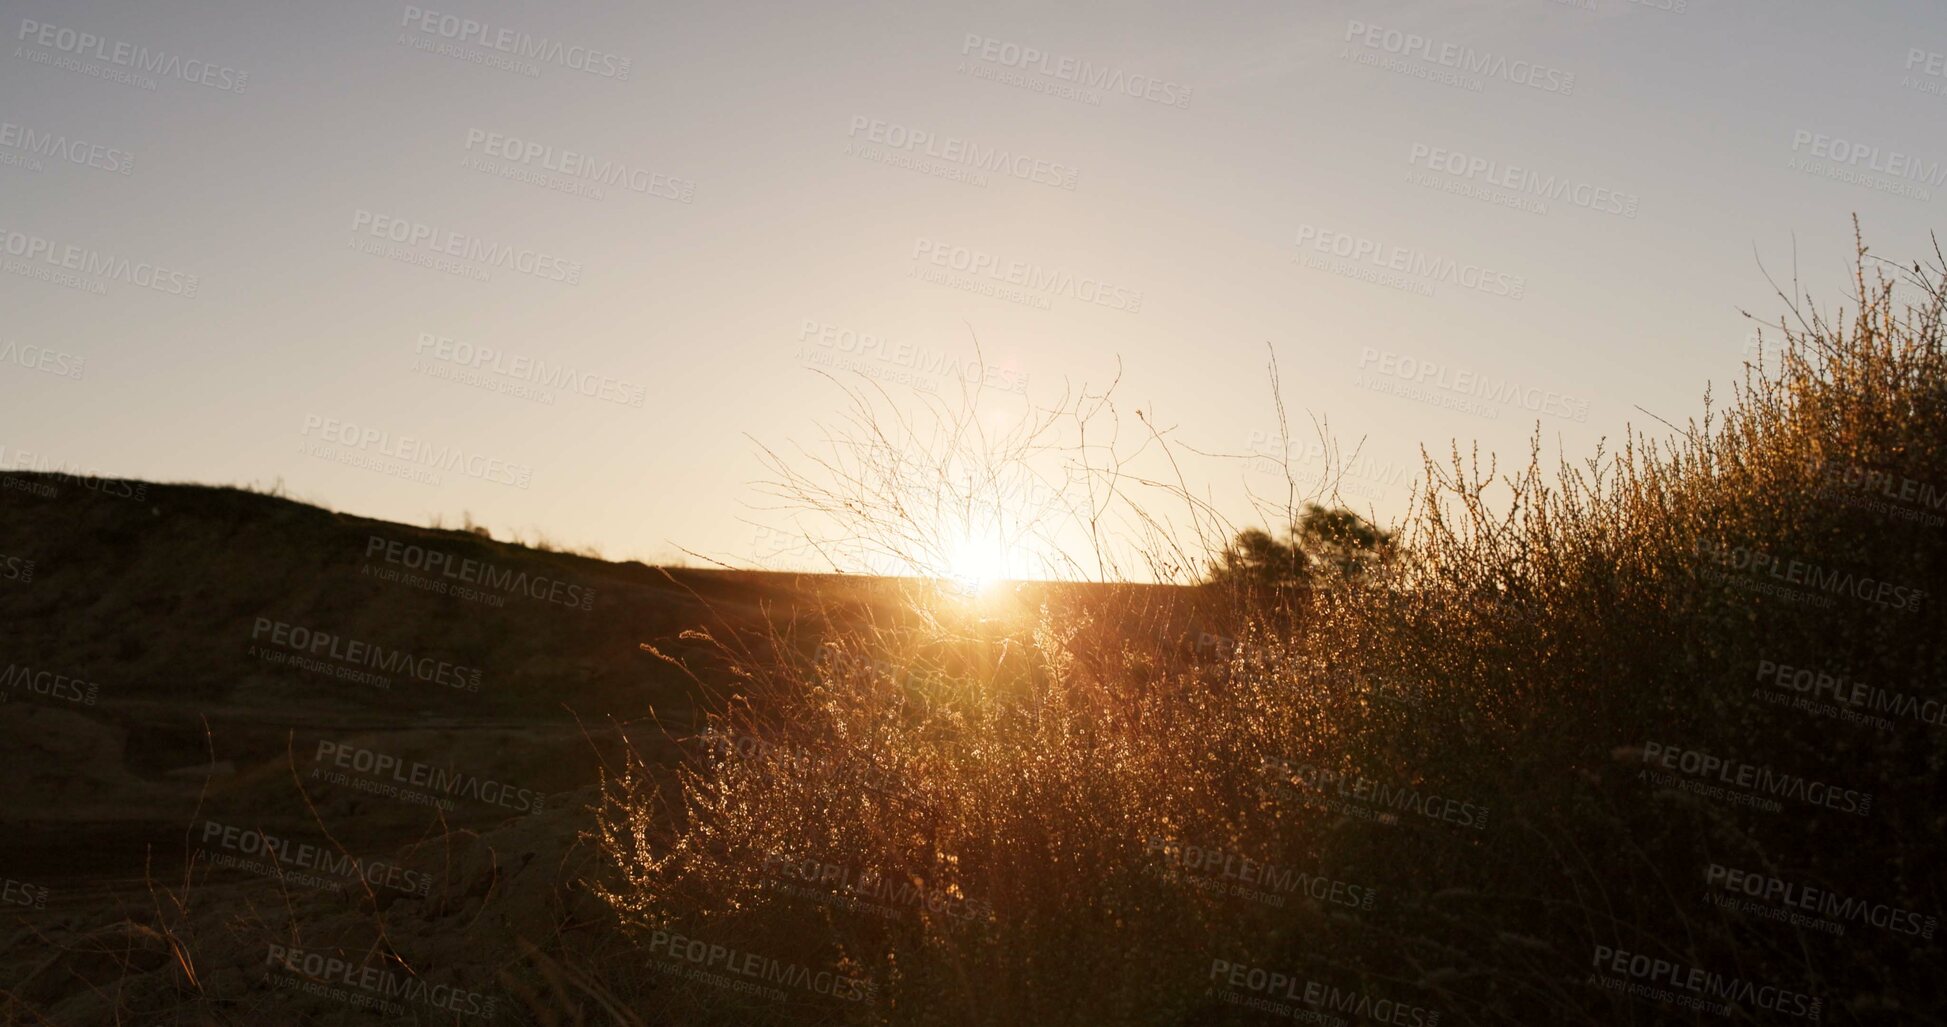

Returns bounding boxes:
[1293,503,1394,580]
[1207,505,1394,590]
[1207,527,1310,590]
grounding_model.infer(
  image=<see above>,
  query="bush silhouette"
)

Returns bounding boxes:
[1206,504,1394,590]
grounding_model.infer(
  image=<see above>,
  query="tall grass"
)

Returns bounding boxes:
[596,231,1947,1026]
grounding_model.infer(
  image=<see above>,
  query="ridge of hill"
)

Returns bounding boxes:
[0,473,894,882]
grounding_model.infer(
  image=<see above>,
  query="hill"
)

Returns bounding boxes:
[0,473,931,880]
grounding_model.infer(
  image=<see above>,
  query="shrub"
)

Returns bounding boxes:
[596,231,1947,1025]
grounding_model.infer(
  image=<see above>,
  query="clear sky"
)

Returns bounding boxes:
[4,0,1943,572]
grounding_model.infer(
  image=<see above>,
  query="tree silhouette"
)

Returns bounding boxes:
[1293,503,1394,580]
[1207,504,1393,590]
[1207,527,1310,590]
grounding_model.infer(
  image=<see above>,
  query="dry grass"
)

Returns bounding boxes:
[594,229,1947,1025]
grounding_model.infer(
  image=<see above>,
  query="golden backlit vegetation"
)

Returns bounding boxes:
[595,233,1947,1024]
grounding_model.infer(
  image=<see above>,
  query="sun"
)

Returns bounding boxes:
[944,530,1010,595]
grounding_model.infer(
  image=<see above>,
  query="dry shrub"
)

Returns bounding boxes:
[597,230,1947,1026]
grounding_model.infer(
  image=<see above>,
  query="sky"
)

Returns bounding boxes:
[3,0,1944,575]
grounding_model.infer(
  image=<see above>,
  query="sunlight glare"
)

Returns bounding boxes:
[945,530,1010,596]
